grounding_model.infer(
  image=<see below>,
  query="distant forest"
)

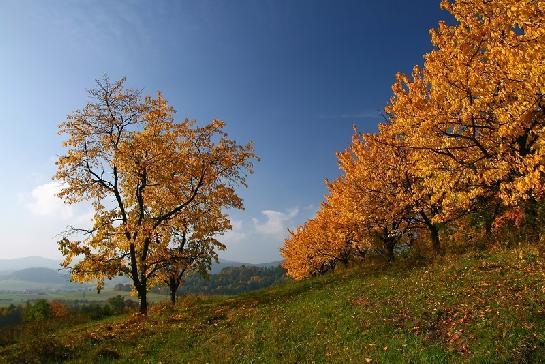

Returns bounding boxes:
[115,265,288,296]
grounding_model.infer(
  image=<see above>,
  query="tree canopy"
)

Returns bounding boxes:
[282,0,545,279]
[56,77,258,313]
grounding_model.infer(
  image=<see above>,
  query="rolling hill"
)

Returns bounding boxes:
[8,268,68,284]
[0,256,60,273]
[210,259,282,274]
[0,267,75,292]
[2,245,545,363]
[0,256,279,276]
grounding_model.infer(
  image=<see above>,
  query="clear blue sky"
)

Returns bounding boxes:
[0,0,446,263]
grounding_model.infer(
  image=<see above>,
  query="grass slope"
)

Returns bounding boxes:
[3,246,545,363]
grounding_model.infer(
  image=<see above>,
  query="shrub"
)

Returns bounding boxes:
[23,299,51,322]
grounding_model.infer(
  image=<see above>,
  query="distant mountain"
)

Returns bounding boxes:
[9,267,69,284]
[210,259,282,274]
[255,261,283,268]
[0,257,282,289]
[210,259,246,274]
[97,260,283,285]
[0,256,60,273]
[0,267,75,291]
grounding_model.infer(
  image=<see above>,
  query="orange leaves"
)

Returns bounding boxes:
[283,0,545,278]
[50,300,71,318]
[282,129,416,278]
[281,194,365,280]
[492,207,525,231]
[55,76,258,313]
[388,0,545,220]
[389,0,545,213]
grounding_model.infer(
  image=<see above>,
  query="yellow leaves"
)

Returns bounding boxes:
[281,202,356,280]
[55,76,258,312]
[386,0,545,211]
[283,0,545,277]
[282,129,420,278]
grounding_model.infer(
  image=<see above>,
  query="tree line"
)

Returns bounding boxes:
[114,265,287,296]
[281,0,545,279]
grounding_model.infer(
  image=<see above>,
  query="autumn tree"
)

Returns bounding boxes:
[56,77,257,314]
[282,127,426,279]
[151,203,231,305]
[282,126,444,279]
[386,0,545,236]
[378,123,448,253]
[281,196,365,280]
[282,0,545,281]
[50,300,71,318]
[333,129,419,261]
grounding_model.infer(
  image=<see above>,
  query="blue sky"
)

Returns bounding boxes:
[0,0,445,263]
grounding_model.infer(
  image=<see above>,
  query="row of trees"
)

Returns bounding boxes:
[56,77,258,314]
[281,0,545,279]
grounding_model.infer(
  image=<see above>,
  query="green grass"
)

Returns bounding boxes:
[3,245,545,363]
[0,289,168,307]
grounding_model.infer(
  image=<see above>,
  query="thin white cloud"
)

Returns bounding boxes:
[252,207,299,236]
[74,209,95,226]
[26,182,73,219]
[221,219,247,244]
[24,182,95,228]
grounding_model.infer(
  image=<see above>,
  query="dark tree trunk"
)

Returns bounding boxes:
[340,245,351,266]
[169,277,179,305]
[139,288,148,315]
[484,202,499,235]
[386,242,395,262]
[524,196,539,242]
[384,238,395,262]
[129,243,148,315]
[429,223,441,254]
[421,210,442,254]
[484,215,494,236]
[170,289,176,305]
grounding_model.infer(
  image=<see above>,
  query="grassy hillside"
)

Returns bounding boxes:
[3,245,545,363]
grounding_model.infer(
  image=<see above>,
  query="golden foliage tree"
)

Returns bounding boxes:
[387,0,545,224]
[333,126,443,260]
[334,131,410,261]
[281,195,365,280]
[282,0,545,280]
[55,77,257,314]
[151,203,231,305]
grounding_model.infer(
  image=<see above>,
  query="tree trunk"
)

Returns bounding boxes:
[421,210,442,254]
[524,196,539,242]
[169,277,178,306]
[484,202,500,236]
[383,238,395,262]
[129,243,148,314]
[170,289,176,305]
[139,288,148,315]
[429,223,441,254]
[340,247,351,266]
